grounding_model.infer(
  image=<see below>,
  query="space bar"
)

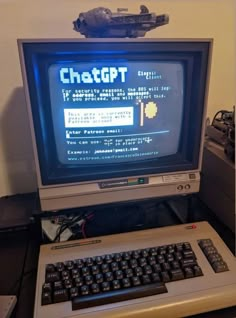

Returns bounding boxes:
[72,282,168,310]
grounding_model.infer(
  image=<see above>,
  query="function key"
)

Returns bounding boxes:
[198,239,213,249]
[212,261,229,273]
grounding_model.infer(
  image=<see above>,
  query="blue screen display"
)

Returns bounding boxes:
[48,61,184,164]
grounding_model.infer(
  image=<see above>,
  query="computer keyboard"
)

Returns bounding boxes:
[34,221,236,318]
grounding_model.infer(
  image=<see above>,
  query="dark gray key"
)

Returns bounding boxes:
[53,289,68,303]
[72,282,167,310]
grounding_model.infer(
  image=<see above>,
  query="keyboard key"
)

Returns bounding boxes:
[75,277,83,287]
[184,267,194,278]
[142,274,151,284]
[42,282,52,293]
[91,283,100,294]
[170,269,184,281]
[70,287,79,298]
[151,273,161,282]
[61,270,70,280]
[72,283,168,310]
[122,278,131,288]
[212,261,229,273]
[45,272,60,283]
[101,281,111,292]
[161,271,170,282]
[193,265,203,277]
[54,281,63,290]
[64,260,74,270]
[80,285,90,296]
[53,289,68,303]
[132,276,141,286]
[41,292,52,305]
[105,272,114,282]
[112,280,121,290]
[46,264,55,273]
[95,273,104,284]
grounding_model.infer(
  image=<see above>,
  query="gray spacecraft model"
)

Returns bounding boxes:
[73,6,169,38]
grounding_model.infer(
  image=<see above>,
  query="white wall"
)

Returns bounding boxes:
[0,0,235,196]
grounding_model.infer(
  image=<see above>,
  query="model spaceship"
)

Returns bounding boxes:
[73,5,169,38]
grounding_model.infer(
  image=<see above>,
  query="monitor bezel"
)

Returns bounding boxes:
[18,38,212,189]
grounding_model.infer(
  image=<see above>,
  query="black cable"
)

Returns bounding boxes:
[53,214,83,242]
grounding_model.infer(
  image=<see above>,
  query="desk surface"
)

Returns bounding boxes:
[0,194,235,318]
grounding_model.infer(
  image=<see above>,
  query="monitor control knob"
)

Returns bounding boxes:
[177,185,183,191]
[185,184,191,190]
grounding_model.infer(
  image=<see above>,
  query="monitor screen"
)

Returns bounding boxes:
[18,39,211,211]
[49,61,184,165]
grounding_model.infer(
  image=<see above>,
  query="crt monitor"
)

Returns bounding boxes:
[18,39,212,211]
